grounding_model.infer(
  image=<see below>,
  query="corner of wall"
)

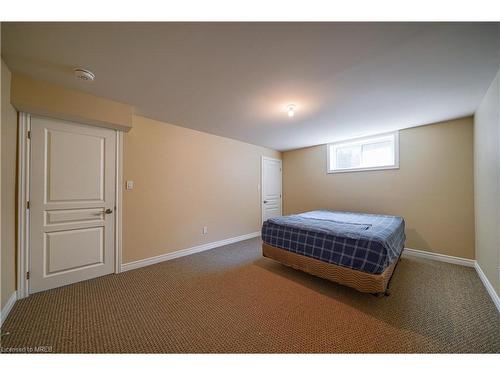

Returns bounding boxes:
[1,58,18,311]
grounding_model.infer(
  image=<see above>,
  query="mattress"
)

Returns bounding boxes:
[261,210,405,274]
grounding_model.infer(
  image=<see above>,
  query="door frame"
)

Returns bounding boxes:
[16,112,124,299]
[261,156,282,225]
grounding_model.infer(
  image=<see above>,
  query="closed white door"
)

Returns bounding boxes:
[29,116,116,293]
[261,157,282,223]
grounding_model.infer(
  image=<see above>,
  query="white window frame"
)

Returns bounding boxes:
[327,131,399,174]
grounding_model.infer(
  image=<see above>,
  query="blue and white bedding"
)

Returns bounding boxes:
[261,210,405,274]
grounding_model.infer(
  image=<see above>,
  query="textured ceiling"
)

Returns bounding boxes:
[2,22,500,151]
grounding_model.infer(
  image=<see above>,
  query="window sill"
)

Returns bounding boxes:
[327,165,399,174]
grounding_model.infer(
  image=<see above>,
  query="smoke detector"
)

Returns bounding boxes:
[74,68,95,81]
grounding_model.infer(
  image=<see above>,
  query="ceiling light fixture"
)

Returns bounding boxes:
[74,68,95,81]
[286,104,296,118]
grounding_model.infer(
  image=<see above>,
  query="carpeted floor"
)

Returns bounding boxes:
[1,237,499,353]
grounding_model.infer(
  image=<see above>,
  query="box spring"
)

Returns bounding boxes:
[262,242,399,294]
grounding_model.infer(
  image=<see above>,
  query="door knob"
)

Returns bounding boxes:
[105,208,113,214]
[263,200,268,204]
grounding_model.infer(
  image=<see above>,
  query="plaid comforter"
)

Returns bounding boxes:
[261,210,405,274]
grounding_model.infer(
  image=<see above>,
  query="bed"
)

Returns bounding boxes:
[261,210,405,295]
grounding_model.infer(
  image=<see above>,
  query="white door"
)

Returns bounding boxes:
[29,116,116,293]
[261,157,282,223]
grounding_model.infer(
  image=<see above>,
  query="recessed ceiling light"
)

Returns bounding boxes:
[74,68,95,81]
[286,104,296,117]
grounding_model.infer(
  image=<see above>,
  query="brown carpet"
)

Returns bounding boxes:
[1,237,499,353]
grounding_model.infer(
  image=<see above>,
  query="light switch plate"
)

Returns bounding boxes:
[126,180,134,190]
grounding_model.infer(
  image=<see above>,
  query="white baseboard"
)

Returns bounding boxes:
[402,247,475,268]
[1,291,17,327]
[403,247,499,314]
[122,231,261,272]
[474,262,500,313]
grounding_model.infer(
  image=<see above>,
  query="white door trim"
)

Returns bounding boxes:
[17,112,31,299]
[115,130,123,273]
[16,112,124,298]
[261,156,282,224]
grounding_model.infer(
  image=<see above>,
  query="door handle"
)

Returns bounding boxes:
[263,200,268,204]
[93,208,113,216]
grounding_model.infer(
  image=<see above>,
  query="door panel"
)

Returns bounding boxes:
[262,157,282,223]
[30,116,116,293]
[46,129,105,203]
[45,208,105,225]
[45,227,104,275]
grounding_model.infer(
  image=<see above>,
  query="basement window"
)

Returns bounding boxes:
[327,132,399,173]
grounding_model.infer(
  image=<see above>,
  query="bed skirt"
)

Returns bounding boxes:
[262,242,399,294]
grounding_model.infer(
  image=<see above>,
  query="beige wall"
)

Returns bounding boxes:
[474,68,500,295]
[123,115,280,263]
[1,59,17,309]
[0,55,485,303]
[0,64,281,302]
[10,73,134,132]
[282,117,475,259]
